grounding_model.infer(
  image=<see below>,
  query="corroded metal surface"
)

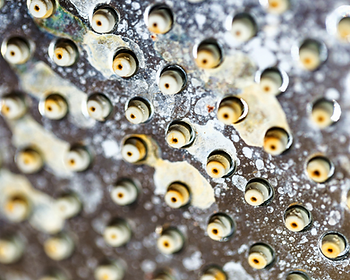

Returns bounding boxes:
[1,0,350,280]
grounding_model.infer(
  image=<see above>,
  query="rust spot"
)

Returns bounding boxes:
[207,105,215,113]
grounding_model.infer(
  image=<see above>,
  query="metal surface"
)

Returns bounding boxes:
[1,0,350,279]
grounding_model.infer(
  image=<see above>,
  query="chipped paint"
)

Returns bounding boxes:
[234,84,290,147]
[0,169,65,234]
[17,61,94,128]
[6,115,72,178]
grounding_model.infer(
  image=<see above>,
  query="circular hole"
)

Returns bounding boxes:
[163,242,169,247]
[158,65,187,95]
[70,159,75,165]
[230,13,257,42]
[113,49,139,78]
[40,94,68,120]
[165,182,190,208]
[86,93,112,122]
[118,193,124,198]
[320,232,348,260]
[245,178,273,206]
[298,39,327,71]
[337,16,350,40]
[34,5,40,11]
[3,37,31,65]
[263,127,291,156]
[306,156,333,183]
[248,243,274,268]
[217,96,248,125]
[310,98,340,128]
[126,97,153,124]
[286,271,311,280]
[146,4,174,34]
[258,67,286,96]
[207,213,235,241]
[194,39,223,69]
[122,137,147,163]
[91,7,119,34]
[51,39,78,67]
[207,150,235,178]
[284,205,311,232]
[166,120,195,148]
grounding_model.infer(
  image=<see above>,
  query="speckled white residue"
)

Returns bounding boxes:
[256,159,264,170]
[234,84,290,147]
[140,259,156,273]
[131,2,140,10]
[70,173,104,214]
[195,14,206,29]
[246,37,277,70]
[237,243,249,254]
[325,88,340,100]
[19,61,94,128]
[223,261,254,280]
[242,147,252,159]
[328,210,341,226]
[305,202,313,211]
[69,0,111,18]
[101,139,120,159]
[6,116,72,178]
[186,119,238,168]
[0,169,65,234]
[232,175,247,192]
[82,31,145,79]
[182,251,203,271]
[153,160,215,209]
